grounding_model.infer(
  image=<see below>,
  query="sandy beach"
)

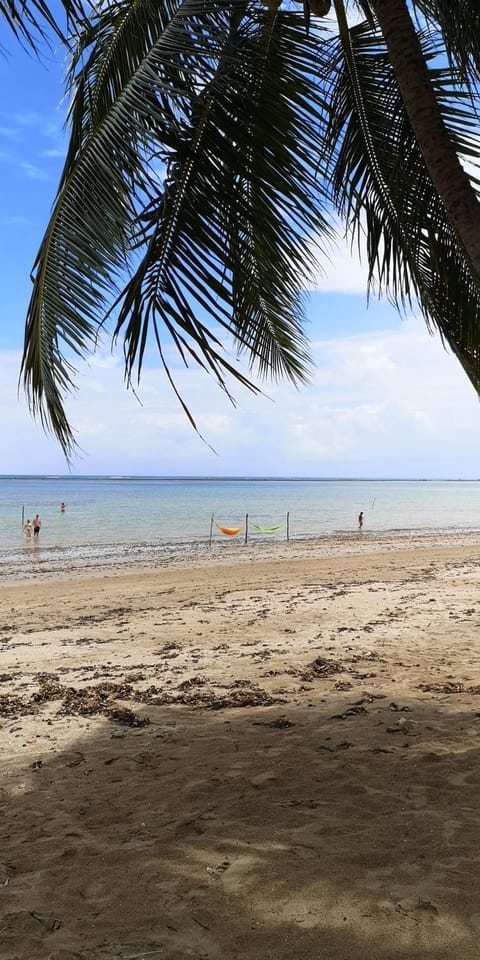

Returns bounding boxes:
[2,533,480,959]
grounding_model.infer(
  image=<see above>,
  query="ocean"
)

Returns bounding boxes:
[1,475,479,580]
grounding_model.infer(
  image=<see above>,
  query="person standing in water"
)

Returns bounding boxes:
[24,519,33,538]
[33,514,42,537]
[358,511,364,531]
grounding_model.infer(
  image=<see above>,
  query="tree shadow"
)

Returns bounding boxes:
[2,691,480,960]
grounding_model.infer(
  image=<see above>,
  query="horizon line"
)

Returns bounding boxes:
[1,474,479,483]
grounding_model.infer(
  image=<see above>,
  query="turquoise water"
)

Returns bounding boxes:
[1,476,480,554]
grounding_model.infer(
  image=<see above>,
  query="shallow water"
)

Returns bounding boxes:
[1,475,480,580]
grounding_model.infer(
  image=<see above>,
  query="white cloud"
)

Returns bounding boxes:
[0,109,65,184]
[1,315,480,477]
[0,125,21,140]
[19,161,51,181]
[40,148,65,159]
[304,230,370,295]
[11,111,43,127]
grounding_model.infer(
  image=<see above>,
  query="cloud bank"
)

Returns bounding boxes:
[1,314,479,478]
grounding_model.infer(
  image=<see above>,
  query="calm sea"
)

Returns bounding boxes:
[1,475,479,579]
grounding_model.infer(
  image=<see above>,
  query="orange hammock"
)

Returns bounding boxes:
[215,522,242,536]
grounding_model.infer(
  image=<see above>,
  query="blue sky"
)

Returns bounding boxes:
[1,21,480,477]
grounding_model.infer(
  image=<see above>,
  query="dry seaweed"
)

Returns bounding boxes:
[418,682,465,694]
[301,657,343,680]
[105,706,149,727]
[0,693,35,717]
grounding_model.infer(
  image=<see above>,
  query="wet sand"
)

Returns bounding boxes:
[2,534,480,959]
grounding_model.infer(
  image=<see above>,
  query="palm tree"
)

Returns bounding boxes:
[20,0,480,456]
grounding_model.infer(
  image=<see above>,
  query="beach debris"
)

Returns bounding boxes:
[177,676,206,689]
[203,860,230,884]
[153,641,180,658]
[386,718,418,735]
[301,657,343,680]
[388,702,412,711]
[334,680,353,690]
[0,693,35,717]
[132,678,285,709]
[107,706,149,727]
[30,679,149,726]
[347,651,386,663]
[262,668,294,677]
[31,679,66,703]
[418,681,465,694]
[354,693,387,704]
[252,716,295,729]
[2,665,287,726]
[330,705,367,720]
[208,687,280,710]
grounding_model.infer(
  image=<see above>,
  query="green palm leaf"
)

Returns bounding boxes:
[23,0,332,455]
[0,0,85,49]
[321,12,480,388]
[21,0,480,456]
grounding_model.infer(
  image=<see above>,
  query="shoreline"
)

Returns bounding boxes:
[2,527,480,585]
[2,533,480,958]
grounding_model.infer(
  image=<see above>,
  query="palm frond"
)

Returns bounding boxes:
[23,0,333,455]
[413,0,480,85]
[0,0,86,49]
[321,13,480,388]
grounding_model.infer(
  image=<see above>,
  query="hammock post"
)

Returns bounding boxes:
[209,514,213,547]
[286,511,290,541]
[244,513,248,545]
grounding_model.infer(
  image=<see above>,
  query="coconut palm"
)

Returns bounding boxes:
[21,0,480,455]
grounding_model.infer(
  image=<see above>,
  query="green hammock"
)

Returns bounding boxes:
[250,520,286,533]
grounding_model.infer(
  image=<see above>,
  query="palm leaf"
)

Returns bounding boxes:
[321,11,480,389]
[0,0,86,49]
[23,0,332,455]
[413,0,480,83]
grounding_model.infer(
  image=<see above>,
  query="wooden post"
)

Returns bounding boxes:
[21,505,24,527]
[209,514,213,547]
[244,513,249,545]
[286,511,289,542]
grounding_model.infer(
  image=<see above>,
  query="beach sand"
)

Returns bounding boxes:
[2,534,480,959]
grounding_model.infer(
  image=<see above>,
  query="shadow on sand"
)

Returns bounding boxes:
[2,690,480,960]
